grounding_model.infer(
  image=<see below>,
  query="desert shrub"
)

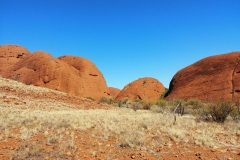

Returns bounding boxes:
[150,99,168,113]
[182,99,204,115]
[108,98,114,104]
[156,99,168,107]
[117,100,123,107]
[99,97,108,103]
[140,100,155,110]
[84,97,95,101]
[99,97,114,104]
[185,99,203,109]
[230,104,240,120]
[123,98,128,104]
[150,105,163,113]
[193,108,212,122]
[208,101,234,123]
[131,102,143,111]
[195,101,234,123]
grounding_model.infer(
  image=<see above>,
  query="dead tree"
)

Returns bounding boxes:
[173,101,184,125]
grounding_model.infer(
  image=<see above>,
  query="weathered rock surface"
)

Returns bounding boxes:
[165,52,240,101]
[115,77,165,101]
[0,44,110,100]
[58,55,110,100]
[0,45,30,77]
[108,87,121,98]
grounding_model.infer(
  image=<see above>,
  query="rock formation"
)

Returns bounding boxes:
[0,44,110,100]
[0,45,30,77]
[58,55,110,99]
[115,77,165,101]
[165,52,240,102]
[108,87,121,98]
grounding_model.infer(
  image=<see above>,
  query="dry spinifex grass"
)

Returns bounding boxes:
[1,105,240,149]
[0,76,240,158]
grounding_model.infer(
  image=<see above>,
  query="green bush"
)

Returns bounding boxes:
[159,88,169,99]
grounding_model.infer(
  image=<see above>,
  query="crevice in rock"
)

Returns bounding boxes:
[137,95,142,100]
[16,53,24,58]
[89,73,98,76]
[43,80,50,84]
[231,56,240,100]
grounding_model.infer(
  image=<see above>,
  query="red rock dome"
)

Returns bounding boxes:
[115,77,165,101]
[58,56,110,100]
[0,45,110,100]
[165,52,240,102]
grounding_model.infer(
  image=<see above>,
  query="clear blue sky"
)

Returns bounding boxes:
[1,0,240,89]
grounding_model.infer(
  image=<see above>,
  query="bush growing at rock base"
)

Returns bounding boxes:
[159,88,169,99]
[99,97,114,104]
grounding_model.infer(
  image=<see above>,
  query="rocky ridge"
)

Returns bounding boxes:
[0,44,110,100]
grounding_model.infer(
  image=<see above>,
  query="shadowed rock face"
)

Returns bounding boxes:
[115,77,165,101]
[165,52,240,102]
[0,45,110,100]
[108,87,121,98]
